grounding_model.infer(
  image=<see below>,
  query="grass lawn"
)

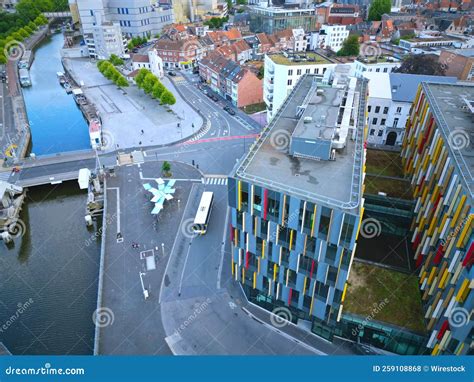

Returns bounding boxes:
[344,262,426,333]
[366,150,405,178]
[242,103,266,114]
[364,176,413,200]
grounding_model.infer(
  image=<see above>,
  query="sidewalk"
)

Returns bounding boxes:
[63,58,203,151]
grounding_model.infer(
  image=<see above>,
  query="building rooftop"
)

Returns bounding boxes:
[268,52,331,66]
[423,82,474,198]
[233,74,367,213]
[389,73,457,103]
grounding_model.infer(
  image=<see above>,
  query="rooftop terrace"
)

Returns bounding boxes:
[269,52,331,66]
[233,74,367,213]
[423,82,474,198]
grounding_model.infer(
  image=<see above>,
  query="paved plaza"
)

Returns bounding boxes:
[64,58,203,151]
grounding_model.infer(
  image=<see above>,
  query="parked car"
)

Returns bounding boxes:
[210,94,218,102]
[132,48,139,53]
[168,71,176,76]
[224,106,236,115]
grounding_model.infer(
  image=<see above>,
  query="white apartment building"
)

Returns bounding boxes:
[306,25,349,53]
[292,28,307,52]
[131,48,164,78]
[353,56,401,78]
[91,21,126,59]
[364,72,458,147]
[69,0,174,57]
[264,53,336,121]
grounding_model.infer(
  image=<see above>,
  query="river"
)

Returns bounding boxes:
[0,183,101,354]
[23,32,90,155]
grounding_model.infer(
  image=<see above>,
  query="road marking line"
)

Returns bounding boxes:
[178,239,194,296]
[108,187,121,238]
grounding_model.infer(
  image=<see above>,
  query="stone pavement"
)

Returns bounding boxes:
[63,58,203,151]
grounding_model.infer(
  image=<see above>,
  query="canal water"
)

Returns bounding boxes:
[0,183,101,354]
[23,32,90,155]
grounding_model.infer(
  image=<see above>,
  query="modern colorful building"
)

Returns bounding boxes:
[402,82,473,355]
[228,72,368,336]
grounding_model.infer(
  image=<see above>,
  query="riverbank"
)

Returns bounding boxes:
[2,25,50,164]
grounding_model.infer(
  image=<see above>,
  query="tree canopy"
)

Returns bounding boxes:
[203,16,229,29]
[395,55,445,76]
[368,0,391,21]
[336,35,360,57]
[160,90,176,106]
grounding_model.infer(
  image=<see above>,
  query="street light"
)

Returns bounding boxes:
[139,272,149,300]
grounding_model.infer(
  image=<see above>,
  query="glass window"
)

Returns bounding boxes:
[378,130,383,136]
[318,207,331,237]
[383,107,389,114]
[372,118,377,125]
[381,119,386,126]
[325,244,337,263]
[375,106,380,113]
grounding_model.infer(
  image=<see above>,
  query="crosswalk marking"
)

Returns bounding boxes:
[0,171,11,182]
[172,76,186,84]
[203,177,228,186]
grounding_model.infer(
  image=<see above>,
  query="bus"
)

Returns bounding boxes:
[192,191,214,235]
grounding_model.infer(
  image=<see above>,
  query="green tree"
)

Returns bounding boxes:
[161,161,171,175]
[109,54,124,66]
[160,90,176,105]
[97,60,109,72]
[135,68,150,88]
[143,72,157,94]
[115,75,129,87]
[27,21,37,31]
[11,32,23,41]
[336,35,360,57]
[18,28,29,38]
[151,81,166,99]
[368,0,391,21]
[395,55,445,76]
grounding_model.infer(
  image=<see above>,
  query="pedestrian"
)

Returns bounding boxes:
[139,141,142,145]
[141,129,144,134]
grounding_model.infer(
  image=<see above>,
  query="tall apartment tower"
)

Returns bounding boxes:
[228,71,368,336]
[402,82,473,356]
